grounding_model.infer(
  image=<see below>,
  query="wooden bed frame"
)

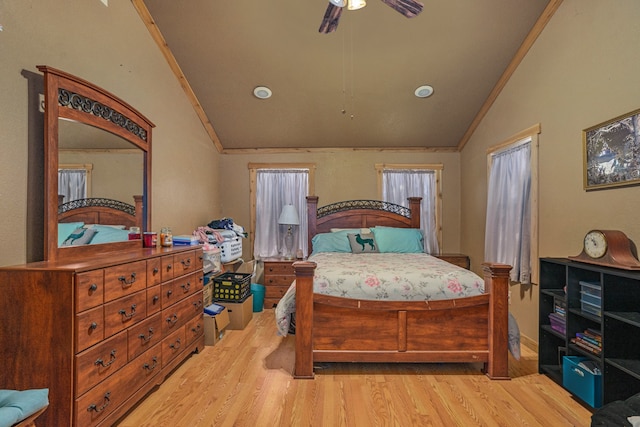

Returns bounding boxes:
[292,196,512,380]
[55,195,144,260]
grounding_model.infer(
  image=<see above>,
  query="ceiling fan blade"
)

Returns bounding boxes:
[380,0,424,18]
[319,3,343,34]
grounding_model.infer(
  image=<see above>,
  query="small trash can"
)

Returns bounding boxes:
[251,283,265,312]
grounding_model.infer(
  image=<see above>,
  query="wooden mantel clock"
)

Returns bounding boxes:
[569,230,640,270]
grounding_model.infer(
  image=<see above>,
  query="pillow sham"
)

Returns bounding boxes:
[61,227,97,246]
[347,233,379,253]
[330,228,371,234]
[58,222,85,246]
[370,226,424,253]
[90,225,130,244]
[311,231,352,253]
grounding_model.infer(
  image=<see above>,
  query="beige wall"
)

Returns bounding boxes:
[461,0,640,342]
[219,151,463,260]
[0,1,220,266]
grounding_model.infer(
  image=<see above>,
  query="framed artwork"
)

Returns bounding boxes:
[583,108,640,190]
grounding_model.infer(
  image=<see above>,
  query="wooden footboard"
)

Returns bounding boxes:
[293,261,512,380]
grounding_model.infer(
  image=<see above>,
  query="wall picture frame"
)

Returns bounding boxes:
[583,108,640,191]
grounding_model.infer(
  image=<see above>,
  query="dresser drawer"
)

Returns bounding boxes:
[161,272,200,308]
[75,270,104,312]
[185,313,204,346]
[146,284,162,316]
[104,260,147,302]
[162,327,186,368]
[147,257,162,287]
[265,286,289,300]
[265,263,295,275]
[104,290,147,338]
[174,250,197,276]
[161,254,175,282]
[75,343,161,427]
[265,275,295,287]
[194,248,204,271]
[76,305,104,353]
[75,330,128,397]
[127,312,162,360]
[161,292,203,335]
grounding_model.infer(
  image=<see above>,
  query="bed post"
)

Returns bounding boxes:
[306,196,318,255]
[482,262,512,380]
[407,197,421,228]
[293,260,317,379]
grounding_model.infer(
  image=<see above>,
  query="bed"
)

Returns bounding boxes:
[55,195,144,258]
[282,196,512,380]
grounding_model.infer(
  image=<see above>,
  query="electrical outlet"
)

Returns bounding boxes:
[39,93,45,113]
[508,290,511,305]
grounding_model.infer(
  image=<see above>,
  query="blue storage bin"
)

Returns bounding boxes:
[563,356,602,408]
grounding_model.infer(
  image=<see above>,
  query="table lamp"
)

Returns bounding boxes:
[278,204,300,260]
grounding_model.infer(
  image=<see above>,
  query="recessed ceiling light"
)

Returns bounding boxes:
[414,85,434,98]
[253,86,272,99]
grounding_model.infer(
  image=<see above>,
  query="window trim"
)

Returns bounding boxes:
[247,163,316,260]
[375,163,443,252]
[486,123,540,284]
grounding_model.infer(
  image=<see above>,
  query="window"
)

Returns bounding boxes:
[248,163,315,259]
[375,164,442,254]
[485,124,540,284]
[58,164,93,204]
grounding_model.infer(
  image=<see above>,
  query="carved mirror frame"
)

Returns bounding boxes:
[38,66,153,261]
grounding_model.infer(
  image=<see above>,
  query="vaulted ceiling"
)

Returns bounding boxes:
[135,0,557,152]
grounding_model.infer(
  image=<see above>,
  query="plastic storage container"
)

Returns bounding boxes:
[212,272,251,302]
[251,283,265,312]
[563,356,602,407]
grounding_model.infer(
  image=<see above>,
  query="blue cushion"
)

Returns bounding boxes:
[311,231,352,253]
[61,227,97,246]
[58,222,84,246]
[370,226,424,253]
[0,389,48,427]
[90,225,130,244]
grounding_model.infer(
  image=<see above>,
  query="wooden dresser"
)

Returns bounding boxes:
[262,258,296,308]
[434,253,471,270]
[0,246,205,427]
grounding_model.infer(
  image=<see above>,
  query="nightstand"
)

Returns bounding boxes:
[262,257,296,308]
[433,253,471,270]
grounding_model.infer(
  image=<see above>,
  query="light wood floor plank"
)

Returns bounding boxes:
[117,309,592,426]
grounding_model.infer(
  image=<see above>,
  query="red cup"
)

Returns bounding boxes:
[143,232,157,248]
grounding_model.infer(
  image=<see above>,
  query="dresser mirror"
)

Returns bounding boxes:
[38,66,154,261]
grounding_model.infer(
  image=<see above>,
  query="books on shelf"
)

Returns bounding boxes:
[571,328,602,355]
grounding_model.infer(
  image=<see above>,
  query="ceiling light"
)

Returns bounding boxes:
[414,85,434,98]
[253,86,272,99]
[347,0,366,10]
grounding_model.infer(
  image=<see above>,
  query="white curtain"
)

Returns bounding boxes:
[382,170,439,254]
[254,169,309,259]
[485,140,531,284]
[58,169,87,204]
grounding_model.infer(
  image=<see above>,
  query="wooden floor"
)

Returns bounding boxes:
[117,309,592,427]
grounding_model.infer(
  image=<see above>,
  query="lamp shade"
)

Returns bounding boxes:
[278,204,300,225]
[347,0,366,10]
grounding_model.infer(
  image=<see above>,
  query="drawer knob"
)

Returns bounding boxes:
[139,327,154,343]
[153,295,159,303]
[87,391,111,413]
[118,272,136,286]
[94,349,117,368]
[153,267,159,274]
[89,283,98,292]
[166,263,172,271]
[143,356,158,371]
[181,258,192,268]
[119,304,137,320]
[89,322,98,330]
[169,338,182,350]
[166,314,178,325]
[191,324,201,334]
[193,300,203,310]
[181,282,191,293]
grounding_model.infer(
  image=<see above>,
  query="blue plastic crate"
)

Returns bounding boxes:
[562,356,602,408]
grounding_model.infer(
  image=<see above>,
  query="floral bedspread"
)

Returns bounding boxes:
[275,252,485,337]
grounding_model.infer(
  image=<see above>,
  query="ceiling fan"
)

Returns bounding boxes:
[319,0,424,34]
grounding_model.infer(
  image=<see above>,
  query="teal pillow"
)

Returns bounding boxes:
[61,227,97,246]
[90,225,130,244]
[311,231,352,253]
[58,222,84,246]
[370,226,424,253]
[0,388,49,427]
